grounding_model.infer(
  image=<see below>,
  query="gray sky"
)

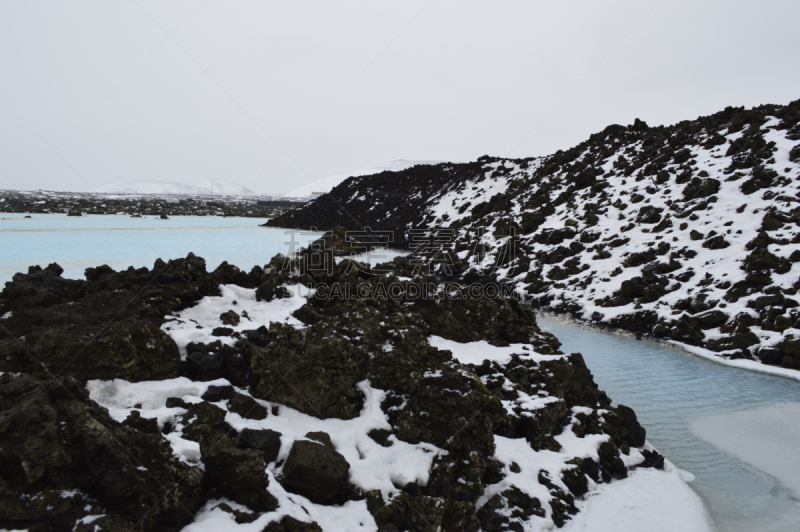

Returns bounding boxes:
[1,1,799,194]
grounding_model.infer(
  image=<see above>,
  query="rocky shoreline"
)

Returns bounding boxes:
[0,190,306,218]
[0,247,660,531]
[267,99,800,373]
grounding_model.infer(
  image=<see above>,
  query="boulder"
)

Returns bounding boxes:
[186,350,225,381]
[758,347,784,365]
[201,384,234,402]
[613,405,646,447]
[250,323,367,420]
[191,425,277,512]
[636,206,663,224]
[262,516,323,532]
[693,310,729,329]
[305,431,334,447]
[228,391,268,420]
[256,281,292,302]
[682,177,720,199]
[281,440,351,504]
[238,428,282,463]
[183,401,227,427]
[703,235,730,249]
[639,449,665,469]
[220,310,240,326]
[706,332,760,352]
[211,327,234,337]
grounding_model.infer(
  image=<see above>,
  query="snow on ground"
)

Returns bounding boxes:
[84,288,717,532]
[474,413,712,532]
[183,487,376,532]
[285,160,441,197]
[90,278,717,531]
[561,460,714,532]
[162,283,314,357]
[427,335,564,366]
[691,402,800,497]
[427,160,533,225]
[479,430,612,531]
[88,378,442,532]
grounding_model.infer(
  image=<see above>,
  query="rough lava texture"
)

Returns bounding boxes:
[269,99,800,372]
[0,252,657,531]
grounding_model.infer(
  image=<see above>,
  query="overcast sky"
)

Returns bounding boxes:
[1,1,798,194]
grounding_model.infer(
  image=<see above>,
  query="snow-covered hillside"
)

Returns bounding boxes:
[96,179,254,196]
[285,160,441,197]
[270,100,800,373]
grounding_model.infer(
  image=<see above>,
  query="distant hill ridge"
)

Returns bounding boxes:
[284,159,442,197]
[269,99,800,374]
[96,179,255,196]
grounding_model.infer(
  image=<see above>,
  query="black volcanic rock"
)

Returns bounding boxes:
[0,251,656,530]
[0,373,205,531]
[281,439,351,504]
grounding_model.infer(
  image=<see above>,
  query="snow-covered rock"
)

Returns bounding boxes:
[269,99,800,373]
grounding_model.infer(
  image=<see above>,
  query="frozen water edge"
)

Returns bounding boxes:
[538,314,800,532]
[672,342,800,383]
[562,458,714,532]
[691,402,800,498]
[538,311,800,383]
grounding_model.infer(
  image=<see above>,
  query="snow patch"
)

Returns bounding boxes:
[561,461,714,532]
[427,335,564,366]
[162,283,314,357]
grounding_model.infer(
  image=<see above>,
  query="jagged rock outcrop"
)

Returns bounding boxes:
[0,373,206,532]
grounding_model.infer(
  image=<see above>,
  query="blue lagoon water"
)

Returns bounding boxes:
[0,213,322,283]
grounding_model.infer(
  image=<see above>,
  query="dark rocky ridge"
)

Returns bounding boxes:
[268,99,800,371]
[0,252,656,531]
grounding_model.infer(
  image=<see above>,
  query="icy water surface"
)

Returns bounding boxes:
[0,213,324,282]
[538,316,800,532]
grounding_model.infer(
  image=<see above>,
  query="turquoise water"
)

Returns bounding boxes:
[539,316,800,532]
[0,213,323,283]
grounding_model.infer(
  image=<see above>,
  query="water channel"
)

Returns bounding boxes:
[538,315,800,532]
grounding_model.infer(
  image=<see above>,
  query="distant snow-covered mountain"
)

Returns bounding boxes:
[284,160,441,197]
[96,180,255,196]
[196,180,255,196]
